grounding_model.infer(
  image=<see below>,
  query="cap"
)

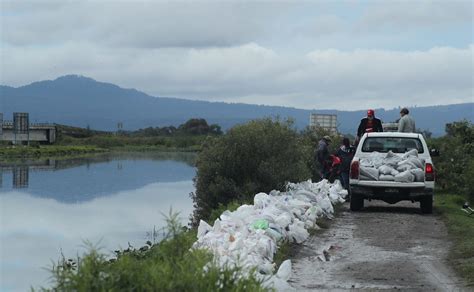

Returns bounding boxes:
[367,109,375,117]
[323,135,332,142]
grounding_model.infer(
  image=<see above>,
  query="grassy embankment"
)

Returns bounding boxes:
[0,120,217,160]
[0,145,108,160]
[57,135,206,152]
[37,214,266,292]
[435,194,474,286]
[0,134,208,160]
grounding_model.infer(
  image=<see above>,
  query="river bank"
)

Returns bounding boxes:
[0,144,201,161]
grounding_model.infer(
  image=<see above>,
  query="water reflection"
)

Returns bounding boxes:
[0,152,196,203]
[0,153,196,291]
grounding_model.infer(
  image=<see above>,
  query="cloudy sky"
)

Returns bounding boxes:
[1,0,473,110]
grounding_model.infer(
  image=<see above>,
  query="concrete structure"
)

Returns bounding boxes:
[310,113,338,134]
[1,113,56,144]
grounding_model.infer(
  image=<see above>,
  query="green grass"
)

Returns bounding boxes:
[57,134,208,151]
[37,213,269,292]
[0,145,107,159]
[435,194,474,286]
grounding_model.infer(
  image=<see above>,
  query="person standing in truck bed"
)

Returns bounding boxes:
[356,109,383,142]
[398,107,416,133]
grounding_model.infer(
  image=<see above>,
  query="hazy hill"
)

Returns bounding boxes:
[1,75,472,136]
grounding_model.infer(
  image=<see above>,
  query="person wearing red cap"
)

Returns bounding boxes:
[357,109,383,139]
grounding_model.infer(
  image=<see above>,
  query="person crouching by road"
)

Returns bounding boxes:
[337,137,355,190]
[357,109,383,141]
[398,107,416,133]
[316,135,332,180]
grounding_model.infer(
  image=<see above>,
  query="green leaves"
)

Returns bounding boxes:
[191,118,312,225]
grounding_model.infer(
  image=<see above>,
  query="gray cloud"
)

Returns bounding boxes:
[2,1,290,48]
[357,1,473,30]
[1,1,472,110]
[3,41,471,110]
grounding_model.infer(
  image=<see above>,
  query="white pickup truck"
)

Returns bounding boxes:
[349,132,437,213]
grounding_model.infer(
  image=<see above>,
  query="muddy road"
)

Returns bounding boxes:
[289,201,468,291]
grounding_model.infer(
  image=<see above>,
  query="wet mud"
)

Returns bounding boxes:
[289,200,469,291]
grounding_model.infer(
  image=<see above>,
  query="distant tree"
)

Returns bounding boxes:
[209,124,223,135]
[180,118,210,135]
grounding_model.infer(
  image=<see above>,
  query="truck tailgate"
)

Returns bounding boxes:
[351,181,425,188]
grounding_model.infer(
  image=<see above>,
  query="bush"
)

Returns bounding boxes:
[191,118,312,225]
[428,120,474,201]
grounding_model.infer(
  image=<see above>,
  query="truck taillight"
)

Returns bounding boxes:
[350,161,359,179]
[425,163,435,181]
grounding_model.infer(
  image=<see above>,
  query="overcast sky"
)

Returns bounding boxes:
[1,0,473,110]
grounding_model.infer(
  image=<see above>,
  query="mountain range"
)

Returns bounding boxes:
[1,75,472,136]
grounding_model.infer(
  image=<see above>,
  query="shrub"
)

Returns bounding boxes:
[428,120,474,201]
[191,118,312,225]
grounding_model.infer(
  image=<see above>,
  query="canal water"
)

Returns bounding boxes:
[0,152,196,291]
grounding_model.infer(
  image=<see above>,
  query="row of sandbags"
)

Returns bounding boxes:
[192,179,348,291]
[359,149,425,182]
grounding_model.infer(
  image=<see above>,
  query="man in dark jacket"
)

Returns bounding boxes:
[336,137,355,190]
[357,109,383,140]
[316,135,332,179]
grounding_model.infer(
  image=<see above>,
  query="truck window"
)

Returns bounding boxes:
[362,137,424,153]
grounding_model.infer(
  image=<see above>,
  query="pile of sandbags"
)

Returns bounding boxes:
[192,179,348,291]
[359,149,425,182]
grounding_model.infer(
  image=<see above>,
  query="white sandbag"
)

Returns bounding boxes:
[402,149,418,158]
[360,166,379,181]
[396,163,412,172]
[276,259,292,280]
[379,165,396,175]
[394,170,415,182]
[383,150,403,167]
[275,213,292,229]
[265,228,284,242]
[360,152,385,168]
[263,276,296,292]
[410,168,425,182]
[254,192,271,209]
[197,220,212,238]
[379,174,395,181]
[288,220,309,243]
[192,179,347,291]
[406,157,424,169]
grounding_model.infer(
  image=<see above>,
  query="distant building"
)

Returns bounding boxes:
[309,113,338,134]
[0,113,56,144]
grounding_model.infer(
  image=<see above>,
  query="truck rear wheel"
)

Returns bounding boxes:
[350,193,364,211]
[420,195,433,214]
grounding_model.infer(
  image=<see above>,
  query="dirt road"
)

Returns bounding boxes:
[289,201,469,291]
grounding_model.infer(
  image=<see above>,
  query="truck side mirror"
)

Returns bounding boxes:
[430,149,440,157]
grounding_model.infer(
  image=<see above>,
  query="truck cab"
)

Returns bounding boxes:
[349,132,436,213]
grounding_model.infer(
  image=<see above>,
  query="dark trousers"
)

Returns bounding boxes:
[340,171,349,189]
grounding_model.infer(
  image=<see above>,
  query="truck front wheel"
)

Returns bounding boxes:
[420,195,433,214]
[350,193,364,211]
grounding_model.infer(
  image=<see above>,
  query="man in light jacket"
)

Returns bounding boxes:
[398,107,416,132]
